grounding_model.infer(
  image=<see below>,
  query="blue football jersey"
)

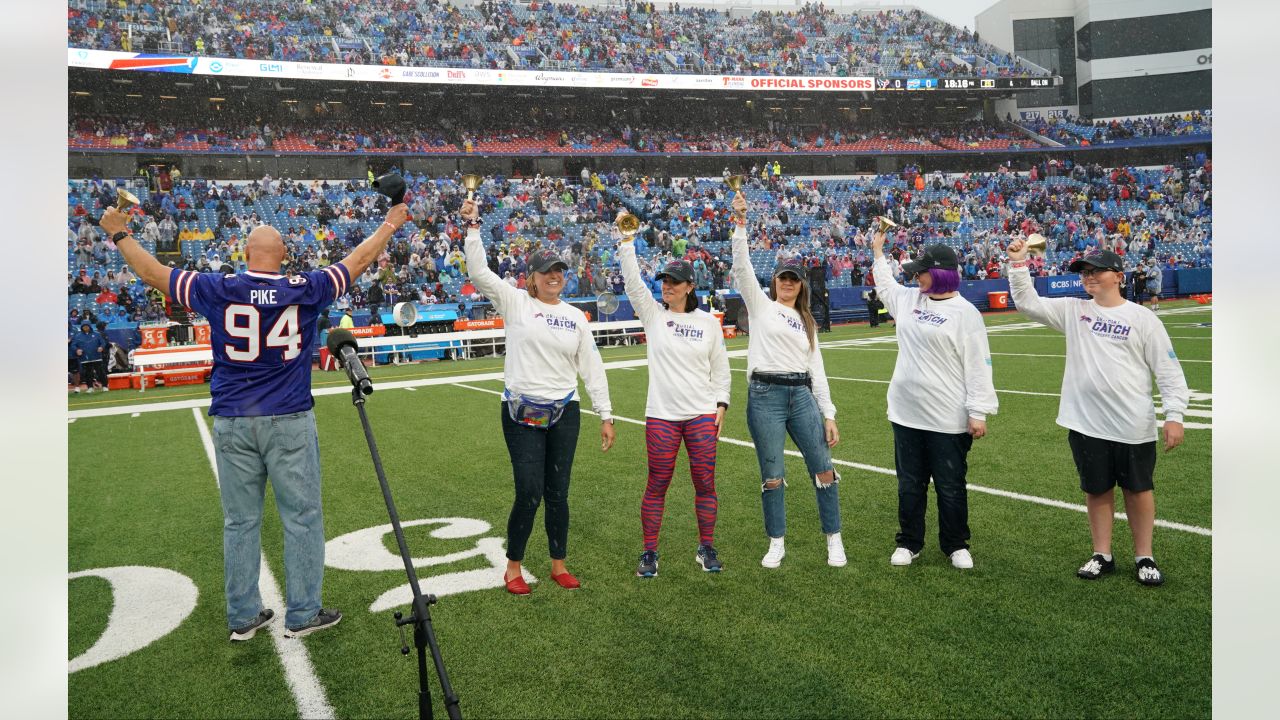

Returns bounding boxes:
[170,265,350,416]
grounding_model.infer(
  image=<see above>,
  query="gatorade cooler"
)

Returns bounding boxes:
[988,291,1009,310]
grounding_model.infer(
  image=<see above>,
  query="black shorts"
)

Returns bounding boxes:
[1067,429,1157,494]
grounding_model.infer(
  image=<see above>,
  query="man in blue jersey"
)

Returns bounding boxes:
[101,201,410,641]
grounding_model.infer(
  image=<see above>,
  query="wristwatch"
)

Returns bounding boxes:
[111,231,132,243]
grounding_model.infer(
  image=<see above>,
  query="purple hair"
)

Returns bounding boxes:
[921,267,960,295]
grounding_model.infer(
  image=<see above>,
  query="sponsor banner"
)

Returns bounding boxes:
[1047,274,1085,296]
[68,48,1053,93]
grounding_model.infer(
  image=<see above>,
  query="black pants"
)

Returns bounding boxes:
[500,401,581,561]
[867,305,879,327]
[892,423,974,555]
[80,359,107,388]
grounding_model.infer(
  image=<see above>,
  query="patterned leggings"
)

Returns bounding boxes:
[642,415,719,551]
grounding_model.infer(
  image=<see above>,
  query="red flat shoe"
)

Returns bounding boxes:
[550,571,580,589]
[504,573,531,595]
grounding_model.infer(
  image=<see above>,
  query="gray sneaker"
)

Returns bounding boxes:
[284,608,342,638]
[696,544,723,572]
[229,609,275,642]
[636,550,659,578]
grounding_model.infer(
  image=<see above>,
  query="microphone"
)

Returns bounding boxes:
[327,328,373,396]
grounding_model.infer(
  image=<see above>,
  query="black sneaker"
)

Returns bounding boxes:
[284,608,342,638]
[636,550,659,578]
[1136,558,1165,586]
[696,544,723,572]
[229,609,275,642]
[1077,553,1116,580]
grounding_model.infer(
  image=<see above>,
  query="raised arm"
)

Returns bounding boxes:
[729,194,771,313]
[459,198,522,314]
[616,230,660,326]
[336,204,410,279]
[870,229,913,317]
[99,207,173,295]
[1006,239,1073,332]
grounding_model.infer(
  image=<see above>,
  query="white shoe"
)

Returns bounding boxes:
[890,547,920,566]
[73,387,81,394]
[761,537,785,568]
[102,386,109,393]
[826,533,847,567]
[950,549,974,569]
[87,388,94,394]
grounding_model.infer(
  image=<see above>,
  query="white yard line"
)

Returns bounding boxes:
[191,410,336,720]
[449,383,1211,537]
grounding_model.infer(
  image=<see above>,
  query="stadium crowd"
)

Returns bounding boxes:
[1016,110,1211,146]
[70,114,1037,154]
[68,1,1046,79]
[69,151,1211,338]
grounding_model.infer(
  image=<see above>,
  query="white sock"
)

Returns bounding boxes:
[1135,555,1154,564]
[1098,552,1113,562]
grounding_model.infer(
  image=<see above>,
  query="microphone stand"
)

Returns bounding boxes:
[349,384,463,720]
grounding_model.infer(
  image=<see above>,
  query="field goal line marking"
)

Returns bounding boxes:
[191,409,337,720]
[449,383,1211,538]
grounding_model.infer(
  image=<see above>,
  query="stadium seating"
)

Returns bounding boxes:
[68,152,1211,330]
[67,2,1050,80]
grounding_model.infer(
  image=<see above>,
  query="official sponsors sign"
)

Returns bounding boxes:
[1047,274,1085,296]
[69,48,1052,93]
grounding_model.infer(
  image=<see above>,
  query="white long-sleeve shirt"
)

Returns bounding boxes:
[617,242,730,421]
[873,255,998,433]
[463,229,612,419]
[1008,265,1187,443]
[731,227,836,419]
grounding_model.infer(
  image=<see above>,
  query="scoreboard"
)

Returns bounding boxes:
[878,76,1059,91]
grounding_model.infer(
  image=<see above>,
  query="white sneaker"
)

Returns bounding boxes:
[890,547,920,566]
[761,537,785,568]
[87,388,94,394]
[102,386,109,393]
[73,387,81,394]
[950,549,974,569]
[826,533,847,567]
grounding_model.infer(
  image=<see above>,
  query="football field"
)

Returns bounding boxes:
[67,301,1213,719]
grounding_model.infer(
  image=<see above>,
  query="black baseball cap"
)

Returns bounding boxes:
[901,244,959,277]
[1069,249,1124,273]
[527,248,569,273]
[772,259,808,285]
[655,259,694,285]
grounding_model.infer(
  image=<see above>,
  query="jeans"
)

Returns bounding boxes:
[500,401,581,561]
[212,410,325,630]
[892,423,974,555]
[746,378,841,538]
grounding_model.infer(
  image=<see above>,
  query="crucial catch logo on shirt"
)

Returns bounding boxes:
[776,311,805,333]
[666,319,705,341]
[533,311,578,332]
[911,308,948,326]
[1087,317,1132,341]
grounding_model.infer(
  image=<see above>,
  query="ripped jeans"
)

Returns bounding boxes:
[746,377,842,538]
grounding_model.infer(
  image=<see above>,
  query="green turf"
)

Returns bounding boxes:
[68,301,1213,719]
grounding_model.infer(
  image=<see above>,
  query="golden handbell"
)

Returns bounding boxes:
[725,174,747,221]
[460,174,483,200]
[875,215,898,233]
[116,189,139,211]
[1024,233,1048,255]
[616,212,640,242]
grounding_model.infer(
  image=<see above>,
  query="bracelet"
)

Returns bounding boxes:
[1010,260,1029,269]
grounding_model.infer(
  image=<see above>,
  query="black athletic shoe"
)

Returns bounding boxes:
[636,550,659,578]
[1077,553,1116,580]
[285,608,342,638]
[1136,558,1165,586]
[696,544,723,572]
[229,609,275,642]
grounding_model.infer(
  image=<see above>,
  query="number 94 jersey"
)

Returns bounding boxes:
[169,266,350,417]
